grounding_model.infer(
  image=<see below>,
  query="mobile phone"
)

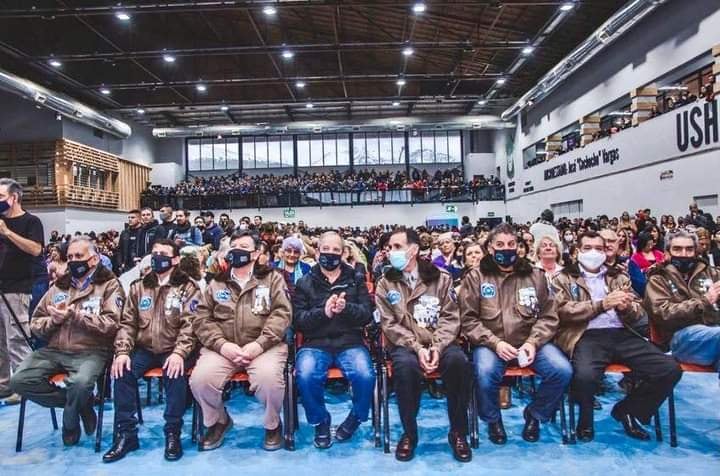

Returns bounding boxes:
[518,348,530,368]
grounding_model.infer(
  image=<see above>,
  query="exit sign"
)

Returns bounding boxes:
[283,208,296,219]
[445,205,458,213]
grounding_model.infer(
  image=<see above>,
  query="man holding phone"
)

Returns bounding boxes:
[376,227,471,463]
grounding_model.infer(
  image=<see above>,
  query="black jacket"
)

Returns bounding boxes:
[292,263,373,351]
[138,220,168,257]
[118,225,142,272]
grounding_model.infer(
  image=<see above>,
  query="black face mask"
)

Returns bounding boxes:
[0,199,10,215]
[226,249,253,268]
[318,252,342,271]
[151,254,174,274]
[671,256,697,274]
[493,249,518,267]
[68,259,91,279]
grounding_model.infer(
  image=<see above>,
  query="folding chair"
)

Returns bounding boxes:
[16,364,111,453]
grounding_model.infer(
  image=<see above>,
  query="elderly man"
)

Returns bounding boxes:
[293,231,375,448]
[10,237,123,446]
[645,229,720,381]
[273,236,311,296]
[190,231,291,451]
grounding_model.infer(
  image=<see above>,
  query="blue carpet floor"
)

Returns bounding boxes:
[1,372,718,476]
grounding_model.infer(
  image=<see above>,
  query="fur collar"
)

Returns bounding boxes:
[383,258,441,284]
[142,266,193,289]
[213,263,275,283]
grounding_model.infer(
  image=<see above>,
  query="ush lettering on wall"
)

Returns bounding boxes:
[676,98,719,152]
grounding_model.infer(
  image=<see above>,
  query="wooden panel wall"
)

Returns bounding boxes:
[117,158,151,211]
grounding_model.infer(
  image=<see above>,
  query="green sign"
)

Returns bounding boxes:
[445,205,458,213]
[488,212,495,217]
[283,208,296,219]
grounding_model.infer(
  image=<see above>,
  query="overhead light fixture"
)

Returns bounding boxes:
[496,78,506,85]
[56,113,62,121]
[522,46,534,55]
[282,50,294,59]
[196,84,207,92]
[412,2,426,14]
[305,102,314,109]
[163,54,176,63]
[392,101,400,106]
[100,87,111,95]
[402,47,414,56]
[296,81,306,88]
[396,78,406,86]
[477,99,487,105]
[49,59,62,68]
[560,2,574,11]
[220,105,229,112]
[137,108,145,114]
[263,6,277,16]
[115,12,131,21]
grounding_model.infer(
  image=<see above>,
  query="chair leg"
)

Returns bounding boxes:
[372,377,381,449]
[654,409,663,442]
[95,366,109,453]
[158,377,164,404]
[196,403,204,451]
[136,381,144,425]
[283,362,296,451]
[145,377,152,406]
[381,363,390,454]
[50,407,59,430]
[191,398,198,444]
[568,397,577,445]
[560,393,568,445]
[16,397,27,452]
[470,381,479,449]
[668,391,677,448]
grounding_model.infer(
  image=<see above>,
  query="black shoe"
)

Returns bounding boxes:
[576,425,595,442]
[593,397,602,411]
[522,407,540,443]
[395,434,416,462]
[80,404,97,435]
[314,420,333,449]
[164,431,183,461]
[488,419,507,445]
[62,426,81,446]
[448,431,472,463]
[102,434,139,462]
[611,404,650,441]
[335,413,361,442]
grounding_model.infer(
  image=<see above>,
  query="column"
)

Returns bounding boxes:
[579,113,600,146]
[630,84,658,126]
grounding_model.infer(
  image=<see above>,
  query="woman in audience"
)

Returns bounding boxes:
[630,231,664,273]
[535,235,564,287]
[46,243,67,285]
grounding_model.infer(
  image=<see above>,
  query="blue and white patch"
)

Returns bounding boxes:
[449,287,458,303]
[115,295,124,309]
[189,298,199,313]
[215,289,231,303]
[387,290,402,305]
[570,283,580,300]
[53,293,69,305]
[139,296,153,311]
[480,283,496,299]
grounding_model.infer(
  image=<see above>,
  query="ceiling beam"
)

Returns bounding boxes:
[246,10,297,102]
[333,6,348,99]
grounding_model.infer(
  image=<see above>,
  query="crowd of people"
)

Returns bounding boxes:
[1,176,719,466]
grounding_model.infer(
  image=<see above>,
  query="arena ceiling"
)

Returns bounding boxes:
[0,0,628,127]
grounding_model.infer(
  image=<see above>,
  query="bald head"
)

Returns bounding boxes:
[318,231,344,254]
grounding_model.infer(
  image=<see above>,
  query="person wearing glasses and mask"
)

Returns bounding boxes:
[190,231,291,452]
[273,236,311,297]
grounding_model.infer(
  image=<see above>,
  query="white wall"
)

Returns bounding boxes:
[520,0,720,149]
[30,207,130,238]
[465,153,496,179]
[150,163,185,187]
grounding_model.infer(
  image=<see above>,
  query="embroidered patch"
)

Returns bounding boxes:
[53,293,69,305]
[189,298,199,313]
[449,287,458,303]
[570,283,580,300]
[480,283,496,299]
[115,295,124,309]
[518,287,538,307]
[387,290,401,305]
[215,289,231,302]
[139,296,153,311]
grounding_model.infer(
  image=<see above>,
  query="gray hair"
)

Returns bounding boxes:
[319,231,345,249]
[0,178,23,200]
[68,236,99,256]
[665,229,699,252]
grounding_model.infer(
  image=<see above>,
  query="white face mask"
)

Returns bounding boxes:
[564,234,574,243]
[578,249,607,271]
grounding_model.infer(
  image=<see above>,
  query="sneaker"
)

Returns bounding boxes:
[314,420,333,449]
[335,413,361,442]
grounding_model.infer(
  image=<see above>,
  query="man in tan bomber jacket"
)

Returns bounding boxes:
[190,230,291,452]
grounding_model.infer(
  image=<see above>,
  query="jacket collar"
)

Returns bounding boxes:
[55,264,115,291]
[383,258,440,284]
[142,267,192,289]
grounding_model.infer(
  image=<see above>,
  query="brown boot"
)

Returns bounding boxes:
[263,422,283,451]
[499,386,512,409]
[200,411,234,451]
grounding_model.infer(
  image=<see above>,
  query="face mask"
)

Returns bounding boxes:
[564,234,574,243]
[318,252,342,271]
[670,256,696,274]
[151,254,174,274]
[0,199,9,215]
[225,248,253,268]
[239,224,248,230]
[578,249,607,271]
[389,250,409,271]
[493,249,517,267]
[68,259,91,279]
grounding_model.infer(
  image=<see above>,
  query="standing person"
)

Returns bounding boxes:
[138,207,168,258]
[118,210,142,273]
[460,224,572,445]
[293,231,375,448]
[159,204,175,234]
[553,231,681,442]
[168,210,203,247]
[375,228,471,463]
[201,212,222,251]
[10,237,123,446]
[104,240,200,463]
[0,178,44,405]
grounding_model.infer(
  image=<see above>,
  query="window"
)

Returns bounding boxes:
[337,134,350,165]
[448,131,462,163]
[187,137,240,171]
[693,194,718,209]
[310,135,323,166]
[281,137,294,167]
[409,134,422,164]
[240,135,294,169]
[323,134,337,166]
[297,135,310,167]
[268,137,281,168]
[551,199,584,218]
[354,132,406,165]
[392,133,405,164]
[295,133,348,168]
[365,133,379,165]
[255,137,268,168]
[407,131,461,164]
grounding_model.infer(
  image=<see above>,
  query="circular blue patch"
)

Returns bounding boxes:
[387,290,401,305]
[480,283,496,299]
[215,289,231,302]
[139,296,153,311]
[189,298,199,312]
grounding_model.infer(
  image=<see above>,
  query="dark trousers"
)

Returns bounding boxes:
[572,328,682,426]
[113,347,190,436]
[390,344,470,441]
[10,347,108,431]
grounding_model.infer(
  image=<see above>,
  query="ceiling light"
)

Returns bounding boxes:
[115,12,131,21]
[220,105,229,112]
[100,87,111,95]
[296,81,306,88]
[49,59,62,68]
[402,47,414,56]
[282,50,294,59]
[560,2,574,11]
[263,6,277,16]
[477,100,487,105]
[163,54,176,63]
[56,113,62,121]
[496,78,506,85]
[137,108,145,114]
[196,84,207,92]
[412,2,426,14]
[396,78,406,86]
[392,101,400,106]
[522,46,534,55]
[306,103,314,109]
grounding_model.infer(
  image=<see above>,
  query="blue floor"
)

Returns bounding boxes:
[1,373,718,476]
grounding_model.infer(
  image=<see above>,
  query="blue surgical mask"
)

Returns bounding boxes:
[493,249,517,267]
[389,250,409,271]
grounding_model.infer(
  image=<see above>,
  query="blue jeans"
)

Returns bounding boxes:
[473,343,572,423]
[296,346,376,425]
[671,324,720,376]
